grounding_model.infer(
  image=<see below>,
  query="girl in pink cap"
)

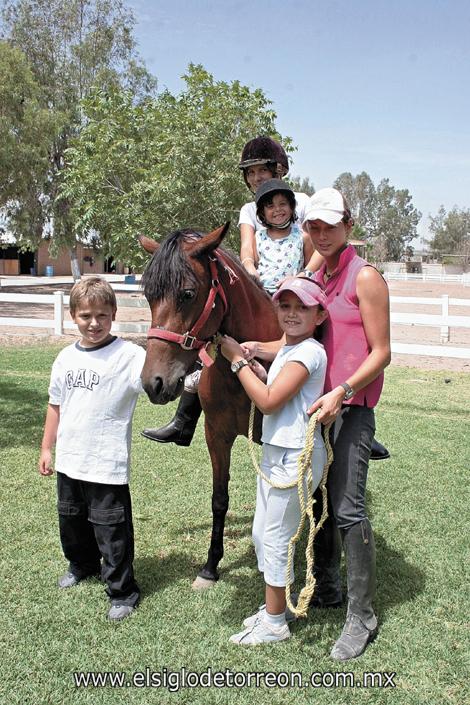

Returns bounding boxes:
[220,277,329,646]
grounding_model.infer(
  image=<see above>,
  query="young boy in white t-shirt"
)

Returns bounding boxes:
[38,277,146,621]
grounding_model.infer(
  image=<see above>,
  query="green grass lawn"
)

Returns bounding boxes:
[0,344,469,705]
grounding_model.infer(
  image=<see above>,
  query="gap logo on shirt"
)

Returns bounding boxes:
[65,368,100,391]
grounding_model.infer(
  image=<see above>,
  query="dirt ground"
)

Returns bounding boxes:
[385,279,470,372]
[1,279,469,372]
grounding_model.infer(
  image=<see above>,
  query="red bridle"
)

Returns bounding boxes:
[146,250,235,367]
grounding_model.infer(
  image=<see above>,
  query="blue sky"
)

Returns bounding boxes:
[128,0,470,245]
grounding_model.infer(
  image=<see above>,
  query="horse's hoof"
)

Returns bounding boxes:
[192,576,216,591]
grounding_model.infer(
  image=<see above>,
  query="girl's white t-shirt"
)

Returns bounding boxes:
[261,338,327,449]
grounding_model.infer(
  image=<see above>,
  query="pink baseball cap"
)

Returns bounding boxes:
[272,277,328,309]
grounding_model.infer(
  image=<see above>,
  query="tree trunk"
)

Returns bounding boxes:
[69,246,81,281]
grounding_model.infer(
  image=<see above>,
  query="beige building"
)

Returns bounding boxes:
[0,240,124,276]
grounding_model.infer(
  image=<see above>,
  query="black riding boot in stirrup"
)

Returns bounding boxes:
[370,438,390,461]
[141,391,202,446]
[330,519,378,661]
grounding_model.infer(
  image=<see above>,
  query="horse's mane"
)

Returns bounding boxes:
[142,229,202,303]
[142,228,268,302]
[214,243,267,293]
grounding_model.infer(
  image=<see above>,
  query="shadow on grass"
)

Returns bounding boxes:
[366,489,426,611]
[0,378,47,449]
[216,525,425,630]
[137,481,425,627]
[135,551,200,598]
[177,512,254,541]
[375,533,426,617]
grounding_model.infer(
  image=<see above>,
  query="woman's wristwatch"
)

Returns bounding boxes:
[299,269,315,280]
[231,359,249,374]
[340,382,355,400]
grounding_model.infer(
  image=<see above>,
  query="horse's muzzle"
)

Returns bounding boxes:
[142,375,185,405]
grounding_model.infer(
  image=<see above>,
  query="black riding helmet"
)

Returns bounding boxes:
[255,179,297,229]
[239,137,289,189]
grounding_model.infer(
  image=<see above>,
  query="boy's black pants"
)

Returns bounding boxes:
[57,473,140,607]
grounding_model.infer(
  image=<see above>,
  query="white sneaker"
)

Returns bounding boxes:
[242,593,298,628]
[230,616,291,645]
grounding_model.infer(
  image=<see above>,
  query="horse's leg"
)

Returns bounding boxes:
[192,427,236,590]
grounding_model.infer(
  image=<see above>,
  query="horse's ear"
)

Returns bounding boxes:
[189,222,230,257]
[139,235,160,254]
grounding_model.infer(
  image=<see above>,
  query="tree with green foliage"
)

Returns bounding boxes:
[333,171,420,261]
[0,41,59,248]
[428,206,470,270]
[288,175,315,196]
[374,178,421,261]
[61,64,293,267]
[1,0,155,277]
[334,171,377,235]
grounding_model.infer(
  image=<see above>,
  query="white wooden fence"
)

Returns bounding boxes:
[0,286,149,336]
[390,295,470,343]
[384,271,470,286]
[1,290,470,360]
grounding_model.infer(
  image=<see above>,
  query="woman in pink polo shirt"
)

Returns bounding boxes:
[245,187,390,660]
[304,188,391,660]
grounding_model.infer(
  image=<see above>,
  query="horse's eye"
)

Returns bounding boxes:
[181,289,196,302]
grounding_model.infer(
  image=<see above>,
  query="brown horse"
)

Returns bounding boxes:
[140,222,281,588]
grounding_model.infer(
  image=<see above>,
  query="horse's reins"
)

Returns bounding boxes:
[146,250,237,367]
[247,403,334,619]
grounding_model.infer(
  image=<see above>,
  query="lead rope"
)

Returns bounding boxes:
[247,401,334,618]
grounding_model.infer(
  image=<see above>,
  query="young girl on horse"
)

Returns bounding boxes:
[252,178,313,293]
[220,277,328,645]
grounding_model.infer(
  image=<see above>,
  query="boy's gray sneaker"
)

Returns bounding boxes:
[108,604,135,621]
[58,571,80,589]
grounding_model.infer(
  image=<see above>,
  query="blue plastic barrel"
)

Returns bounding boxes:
[45,265,54,277]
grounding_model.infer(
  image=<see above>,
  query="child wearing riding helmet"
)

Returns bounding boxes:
[254,178,313,294]
[238,136,322,278]
[220,277,328,645]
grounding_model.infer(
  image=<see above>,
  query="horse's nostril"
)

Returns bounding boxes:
[153,377,163,396]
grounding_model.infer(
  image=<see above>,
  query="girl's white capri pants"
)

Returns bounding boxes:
[252,442,326,587]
